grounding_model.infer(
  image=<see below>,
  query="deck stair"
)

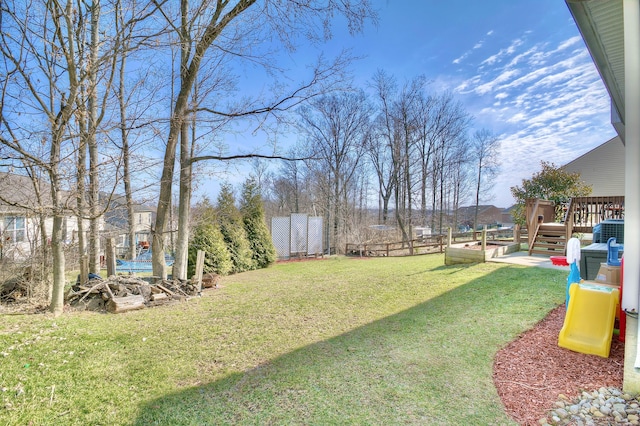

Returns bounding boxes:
[529,223,566,256]
[525,196,625,257]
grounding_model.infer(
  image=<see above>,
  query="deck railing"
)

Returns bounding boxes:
[563,196,624,233]
[527,196,624,243]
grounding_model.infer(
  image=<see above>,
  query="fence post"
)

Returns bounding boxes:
[80,254,89,285]
[447,227,452,248]
[106,238,116,277]
[481,226,487,251]
[193,250,205,295]
[386,243,390,257]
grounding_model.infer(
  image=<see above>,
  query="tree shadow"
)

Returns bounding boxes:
[132,265,565,425]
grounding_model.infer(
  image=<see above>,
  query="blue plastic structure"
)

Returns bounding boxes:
[607,237,622,266]
[565,237,582,305]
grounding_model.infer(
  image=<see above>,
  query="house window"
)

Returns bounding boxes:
[4,216,25,243]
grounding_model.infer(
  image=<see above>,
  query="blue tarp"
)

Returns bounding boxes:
[116,251,174,273]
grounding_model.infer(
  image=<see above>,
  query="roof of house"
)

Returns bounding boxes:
[101,191,156,231]
[562,136,622,169]
[566,1,625,139]
[0,171,75,214]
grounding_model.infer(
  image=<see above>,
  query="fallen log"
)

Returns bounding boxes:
[150,292,168,301]
[103,282,115,300]
[156,284,175,296]
[106,295,145,314]
[78,281,107,304]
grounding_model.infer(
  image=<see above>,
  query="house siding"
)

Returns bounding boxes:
[562,136,625,196]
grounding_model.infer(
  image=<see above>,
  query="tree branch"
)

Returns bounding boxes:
[190,152,317,164]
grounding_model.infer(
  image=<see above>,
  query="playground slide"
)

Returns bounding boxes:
[558,283,619,358]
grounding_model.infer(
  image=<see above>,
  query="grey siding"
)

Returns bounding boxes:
[562,136,625,196]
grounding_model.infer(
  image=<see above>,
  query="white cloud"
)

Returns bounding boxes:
[455,75,481,93]
[481,38,524,66]
[473,69,520,95]
[557,35,582,51]
[452,30,494,65]
[442,24,615,208]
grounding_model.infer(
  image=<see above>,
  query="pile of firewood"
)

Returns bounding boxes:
[66,273,220,313]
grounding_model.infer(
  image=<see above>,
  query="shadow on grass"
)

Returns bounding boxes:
[409,262,477,276]
[133,264,565,425]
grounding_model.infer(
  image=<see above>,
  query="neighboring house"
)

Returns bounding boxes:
[102,195,156,254]
[456,205,504,229]
[562,136,625,196]
[501,206,517,227]
[0,172,93,260]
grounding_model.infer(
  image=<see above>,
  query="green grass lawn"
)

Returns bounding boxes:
[0,254,566,425]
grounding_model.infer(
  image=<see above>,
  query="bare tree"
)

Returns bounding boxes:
[150,0,376,277]
[0,0,160,314]
[369,71,429,250]
[0,1,85,315]
[427,93,471,234]
[298,91,371,253]
[369,70,398,225]
[392,77,425,253]
[471,129,500,234]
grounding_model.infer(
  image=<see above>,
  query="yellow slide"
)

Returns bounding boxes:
[558,283,619,358]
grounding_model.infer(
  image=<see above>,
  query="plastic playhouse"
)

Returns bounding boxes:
[557,237,624,358]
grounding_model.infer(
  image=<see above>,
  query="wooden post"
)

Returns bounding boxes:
[514,224,521,245]
[481,226,487,251]
[447,227,452,248]
[106,238,116,277]
[80,254,88,285]
[194,250,205,294]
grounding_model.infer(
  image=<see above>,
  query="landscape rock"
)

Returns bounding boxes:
[548,387,640,425]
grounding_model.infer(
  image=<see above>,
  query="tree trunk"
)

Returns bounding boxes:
[174,121,192,280]
[152,95,188,279]
[49,137,66,317]
[473,161,482,239]
[88,1,101,274]
[50,216,66,316]
[37,212,52,302]
[76,106,88,283]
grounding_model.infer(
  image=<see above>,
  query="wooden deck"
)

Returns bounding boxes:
[525,196,624,256]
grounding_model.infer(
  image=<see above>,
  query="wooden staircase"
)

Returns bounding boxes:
[529,223,566,256]
[525,196,625,257]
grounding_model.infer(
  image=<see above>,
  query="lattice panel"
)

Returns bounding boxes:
[307,216,323,255]
[290,213,308,254]
[271,216,291,259]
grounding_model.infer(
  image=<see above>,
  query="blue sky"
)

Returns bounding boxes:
[203,0,616,209]
[349,0,615,208]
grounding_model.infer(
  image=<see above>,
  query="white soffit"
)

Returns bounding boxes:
[567,0,625,123]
